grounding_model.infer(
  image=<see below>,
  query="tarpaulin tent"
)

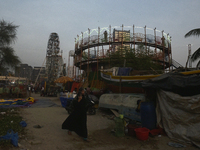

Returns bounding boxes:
[142,72,200,148]
[70,82,81,92]
[117,67,132,76]
[142,72,200,96]
[156,90,200,148]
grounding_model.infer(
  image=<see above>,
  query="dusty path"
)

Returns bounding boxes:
[12,93,198,150]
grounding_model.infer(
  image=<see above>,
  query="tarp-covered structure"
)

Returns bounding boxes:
[142,72,200,148]
[142,72,200,96]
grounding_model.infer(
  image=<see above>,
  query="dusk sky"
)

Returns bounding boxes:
[1,0,200,68]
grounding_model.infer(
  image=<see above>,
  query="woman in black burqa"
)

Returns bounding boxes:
[62,87,89,141]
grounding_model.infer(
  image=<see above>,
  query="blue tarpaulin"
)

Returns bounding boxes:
[117,67,132,76]
[0,129,19,147]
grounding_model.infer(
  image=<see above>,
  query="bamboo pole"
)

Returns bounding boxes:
[144,25,147,53]
[80,32,83,80]
[167,33,170,72]
[77,35,81,77]
[97,27,100,81]
[109,25,111,68]
[170,36,172,71]
[162,30,165,72]
[121,24,123,56]
[154,28,157,56]
[133,25,135,54]
[87,28,90,82]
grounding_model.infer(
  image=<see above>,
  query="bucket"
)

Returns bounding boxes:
[134,127,150,141]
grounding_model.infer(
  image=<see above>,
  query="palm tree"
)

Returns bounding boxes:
[0,20,21,72]
[0,46,21,68]
[185,28,200,61]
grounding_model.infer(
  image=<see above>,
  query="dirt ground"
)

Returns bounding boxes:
[9,93,199,150]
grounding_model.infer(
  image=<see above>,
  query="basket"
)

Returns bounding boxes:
[134,127,150,141]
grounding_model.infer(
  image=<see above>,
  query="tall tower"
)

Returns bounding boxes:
[46,33,63,83]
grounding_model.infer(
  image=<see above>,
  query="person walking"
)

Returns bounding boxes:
[62,87,89,141]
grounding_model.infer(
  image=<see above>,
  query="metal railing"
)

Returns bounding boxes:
[75,32,171,50]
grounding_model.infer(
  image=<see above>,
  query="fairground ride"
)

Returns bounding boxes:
[34,33,64,92]
[71,25,183,86]
[46,32,63,83]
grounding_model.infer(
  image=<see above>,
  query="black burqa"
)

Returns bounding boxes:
[62,95,88,138]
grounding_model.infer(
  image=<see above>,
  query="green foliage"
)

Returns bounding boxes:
[185,28,200,62]
[0,20,21,72]
[0,20,19,46]
[0,108,25,148]
[190,47,200,61]
[103,48,162,71]
[185,28,200,38]
[0,47,21,69]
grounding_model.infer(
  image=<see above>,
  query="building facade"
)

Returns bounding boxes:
[31,67,46,83]
[15,64,33,80]
[67,66,74,78]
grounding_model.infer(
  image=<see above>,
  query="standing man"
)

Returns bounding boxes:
[28,86,31,97]
[41,86,44,96]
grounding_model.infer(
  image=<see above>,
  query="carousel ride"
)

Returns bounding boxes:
[69,25,184,91]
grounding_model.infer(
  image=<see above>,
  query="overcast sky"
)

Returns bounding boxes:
[1,0,200,68]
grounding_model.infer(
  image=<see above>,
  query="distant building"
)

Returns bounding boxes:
[67,66,74,78]
[32,67,46,83]
[15,64,32,80]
